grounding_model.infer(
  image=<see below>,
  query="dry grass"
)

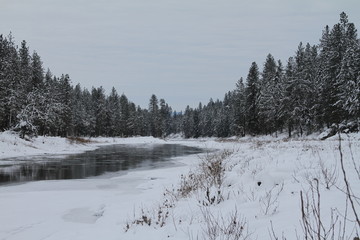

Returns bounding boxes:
[216,138,241,143]
[66,136,95,144]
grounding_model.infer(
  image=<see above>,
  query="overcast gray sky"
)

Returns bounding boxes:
[1,0,359,111]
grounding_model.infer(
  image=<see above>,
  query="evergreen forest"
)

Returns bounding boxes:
[0,12,359,139]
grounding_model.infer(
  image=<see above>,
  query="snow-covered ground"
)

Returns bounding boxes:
[0,131,166,160]
[0,131,359,240]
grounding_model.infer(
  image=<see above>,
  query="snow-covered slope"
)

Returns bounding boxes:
[0,133,359,240]
[0,131,95,159]
[0,131,166,160]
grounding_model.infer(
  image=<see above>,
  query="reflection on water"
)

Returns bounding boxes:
[0,144,203,185]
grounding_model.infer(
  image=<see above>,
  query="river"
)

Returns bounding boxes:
[0,144,203,185]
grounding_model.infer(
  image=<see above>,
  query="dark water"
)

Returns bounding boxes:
[0,144,203,185]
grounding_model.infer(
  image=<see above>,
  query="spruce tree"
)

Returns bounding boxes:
[58,74,73,136]
[258,54,277,135]
[233,78,246,136]
[283,57,296,137]
[245,62,260,135]
[336,13,360,126]
[182,105,194,138]
[318,13,355,126]
[159,99,172,137]
[91,87,107,136]
[148,94,161,137]
[106,87,121,136]
[18,40,32,93]
[31,51,44,90]
[119,94,130,136]
[72,84,89,136]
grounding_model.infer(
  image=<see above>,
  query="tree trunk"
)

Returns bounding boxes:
[288,124,292,138]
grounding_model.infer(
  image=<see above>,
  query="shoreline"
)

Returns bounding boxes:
[0,133,359,240]
[0,131,169,161]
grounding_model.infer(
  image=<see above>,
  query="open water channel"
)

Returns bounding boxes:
[0,144,203,185]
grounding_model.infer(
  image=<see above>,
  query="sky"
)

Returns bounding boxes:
[0,0,360,111]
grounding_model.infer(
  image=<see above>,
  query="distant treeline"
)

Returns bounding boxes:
[0,12,359,139]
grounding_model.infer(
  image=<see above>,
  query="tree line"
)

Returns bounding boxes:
[0,12,359,139]
[181,12,360,138]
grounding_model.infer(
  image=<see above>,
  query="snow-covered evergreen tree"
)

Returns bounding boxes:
[232,78,246,136]
[159,98,172,137]
[119,94,131,137]
[182,105,195,138]
[91,87,107,136]
[335,13,360,126]
[290,43,315,136]
[104,87,121,136]
[148,94,161,137]
[318,13,353,126]
[31,51,44,90]
[0,34,22,129]
[72,84,90,136]
[245,62,261,135]
[282,57,296,137]
[258,54,278,135]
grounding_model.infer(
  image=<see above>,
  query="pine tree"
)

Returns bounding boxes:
[232,78,246,136]
[258,54,277,135]
[72,84,89,136]
[273,60,286,135]
[91,87,107,136]
[18,40,32,93]
[31,51,44,90]
[336,13,360,126]
[127,102,137,136]
[134,106,148,136]
[58,74,73,136]
[199,99,215,137]
[105,87,121,136]
[119,93,130,136]
[0,34,15,129]
[182,105,194,138]
[318,13,356,126]
[192,108,201,138]
[169,110,183,136]
[303,43,321,133]
[282,57,296,137]
[159,99,172,137]
[292,43,310,136]
[338,45,360,121]
[14,89,48,138]
[39,70,60,135]
[245,62,260,135]
[214,93,231,137]
[148,94,161,137]
[82,88,96,136]
[1,34,22,129]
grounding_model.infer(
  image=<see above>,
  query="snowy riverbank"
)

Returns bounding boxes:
[0,131,167,160]
[0,132,359,240]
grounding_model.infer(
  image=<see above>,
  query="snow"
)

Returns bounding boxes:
[0,131,359,240]
[0,131,165,160]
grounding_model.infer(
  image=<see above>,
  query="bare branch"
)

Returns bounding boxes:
[338,133,360,228]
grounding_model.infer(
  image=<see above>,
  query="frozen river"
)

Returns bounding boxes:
[0,144,203,185]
